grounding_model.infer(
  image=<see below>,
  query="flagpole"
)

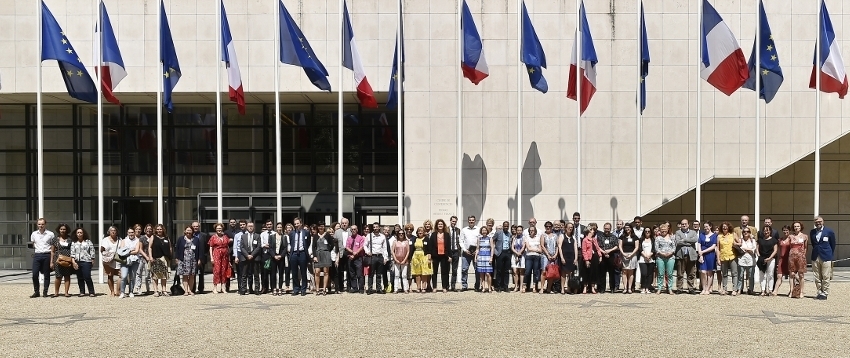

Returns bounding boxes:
[337,0,344,222]
[157,0,164,224]
[275,0,282,226]
[396,0,403,224]
[456,0,463,220]
[754,0,761,227]
[216,0,223,224]
[576,0,582,214]
[517,0,523,224]
[36,0,44,219]
[96,0,105,284]
[636,0,642,215]
[814,0,821,217]
[695,0,702,222]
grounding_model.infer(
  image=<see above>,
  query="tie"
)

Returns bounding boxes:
[297,232,302,251]
[451,229,456,250]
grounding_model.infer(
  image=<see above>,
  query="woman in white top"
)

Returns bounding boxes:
[637,228,655,294]
[522,226,543,293]
[735,228,757,295]
[118,228,142,298]
[99,226,121,297]
[540,222,559,293]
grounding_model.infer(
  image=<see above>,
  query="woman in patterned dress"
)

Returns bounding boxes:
[475,226,494,293]
[208,223,232,294]
[100,226,121,297]
[511,225,525,292]
[773,225,792,296]
[71,227,96,297]
[312,224,334,295]
[149,224,173,296]
[176,226,200,296]
[788,221,808,298]
[49,223,76,297]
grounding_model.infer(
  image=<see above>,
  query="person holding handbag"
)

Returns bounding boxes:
[71,227,96,297]
[117,228,142,298]
[49,223,76,298]
[540,222,559,294]
[149,224,173,296]
[474,227,494,293]
[100,226,121,297]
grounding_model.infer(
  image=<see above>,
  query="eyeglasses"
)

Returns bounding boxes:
[743,231,750,233]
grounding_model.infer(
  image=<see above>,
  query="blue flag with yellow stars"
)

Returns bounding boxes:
[279,0,331,91]
[520,1,548,93]
[41,1,97,103]
[742,0,783,103]
[160,0,181,113]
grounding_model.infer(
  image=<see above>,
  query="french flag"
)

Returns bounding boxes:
[699,0,749,96]
[96,1,126,105]
[460,0,488,85]
[221,1,245,115]
[567,1,597,114]
[809,1,848,99]
[342,1,377,108]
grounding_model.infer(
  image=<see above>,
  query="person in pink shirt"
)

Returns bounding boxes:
[345,225,366,293]
[581,226,603,294]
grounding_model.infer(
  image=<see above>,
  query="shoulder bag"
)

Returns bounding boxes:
[170,270,185,296]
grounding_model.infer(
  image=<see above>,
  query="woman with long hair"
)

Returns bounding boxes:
[788,221,808,298]
[511,225,525,292]
[208,223,232,294]
[312,224,334,295]
[637,227,655,294]
[149,224,173,296]
[134,224,154,295]
[427,219,452,293]
[117,227,142,298]
[618,224,639,294]
[716,222,738,295]
[71,227,96,297]
[697,222,718,295]
[558,223,578,294]
[49,223,76,297]
[410,227,431,293]
[773,225,792,296]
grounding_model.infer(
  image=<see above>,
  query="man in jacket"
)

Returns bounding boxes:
[288,217,311,296]
[492,221,513,292]
[345,225,366,293]
[237,222,261,295]
[191,221,210,294]
[810,216,836,300]
[597,223,621,293]
[333,218,352,293]
[674,218,699,294]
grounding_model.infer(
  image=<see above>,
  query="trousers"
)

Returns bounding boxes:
[813,258,833,296]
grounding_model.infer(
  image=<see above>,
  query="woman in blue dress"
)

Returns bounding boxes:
[698,221,718,295]
[475,226,494,293]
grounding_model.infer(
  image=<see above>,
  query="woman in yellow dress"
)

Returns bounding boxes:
[410,227,432,293]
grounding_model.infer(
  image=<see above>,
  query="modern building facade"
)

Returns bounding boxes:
[0,0,848,267]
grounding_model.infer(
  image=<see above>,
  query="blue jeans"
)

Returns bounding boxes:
[656,257,675,290]
[120,260,140,294]
[736,265,755,292]
[75,261,95,295]
[524,255,542,288]
[32,253,51,294]
[461,253,479,290]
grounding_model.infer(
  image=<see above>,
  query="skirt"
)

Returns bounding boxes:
[151,257,170,280]
[560,251,577,272]
[622,255,638,270]
[512,254,525,269]
[410,251,431,276]
[314,249,332,268]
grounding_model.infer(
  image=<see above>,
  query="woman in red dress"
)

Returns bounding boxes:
[773,225,792,296]
[208,223,232,294]
[788,221,808,299]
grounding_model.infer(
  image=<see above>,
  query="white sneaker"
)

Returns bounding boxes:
[119,293,125,298]
[129,293,134,298]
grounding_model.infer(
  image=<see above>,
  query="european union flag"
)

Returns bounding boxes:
[279,0,331,91]
[521,2,547,93]
[386,32,404,109]
[639,2,650,114]
[40,1,97,103]
[160,0,181,113]
[743,0,783,103]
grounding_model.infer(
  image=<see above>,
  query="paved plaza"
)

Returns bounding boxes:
[1,269,849,356]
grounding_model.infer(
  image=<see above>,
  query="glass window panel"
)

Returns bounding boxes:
[78,105,119,128]
[0,106,25,126]
[80,152,120,174]
[43,199,75,223]
[44,175,74,197]
[0,176,26,198]
[36,105,73,126]
[224,152,266,174]
[44,151,74,174]
[0,152,26,173]
[227,126,266,150]
[43,128,74,150]
[314,152,336,174]
[81,174,121,197]
[315,175,336,192]
[0,129,26,150]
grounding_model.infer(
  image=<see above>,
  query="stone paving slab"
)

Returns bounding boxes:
[0,280,848,356]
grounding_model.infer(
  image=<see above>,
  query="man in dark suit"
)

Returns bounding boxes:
[810,216,836,300]
[237,222,262,295]
[259,220,275,294]
[757,217,780,240]
[191,221,210,294]
[492,221,513,292]
[448,216,462,291]
[288,217,310,296]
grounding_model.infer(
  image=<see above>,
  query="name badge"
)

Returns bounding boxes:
[604,240,610,245]
[61,242,68,247]
[253,240,258,245]
[163,240,168,243]
[705,237,711,242]
[823,237,829,242]
[628,238,633,243]
[323,239,328,245]
[190,245,196,250]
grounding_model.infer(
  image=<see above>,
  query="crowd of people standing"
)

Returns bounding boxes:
[27,213,838,300]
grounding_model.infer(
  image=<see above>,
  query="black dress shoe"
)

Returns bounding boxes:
[366,290,374,295]
[30,292,40,298]
[377,290,385,295]
[300,292,307,296]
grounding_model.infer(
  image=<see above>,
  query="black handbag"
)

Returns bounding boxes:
[170,271,185,296]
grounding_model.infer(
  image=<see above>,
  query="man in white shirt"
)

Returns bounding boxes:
[259,220,274,294]
[230,220,246,293]
[333,218,352,293]
[365,222,388,294]
[30,218,55,298]
[448,216,462,291]
[460,216,480,291]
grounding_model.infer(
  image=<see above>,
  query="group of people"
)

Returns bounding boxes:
[27,213,838,300]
